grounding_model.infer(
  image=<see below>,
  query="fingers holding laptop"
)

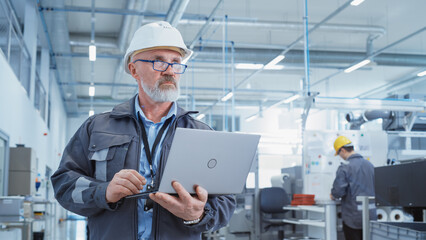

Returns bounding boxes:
[106,169,146,203]
[149,181,207,221]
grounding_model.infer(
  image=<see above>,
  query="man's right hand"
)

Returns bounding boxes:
[106,169,146,203]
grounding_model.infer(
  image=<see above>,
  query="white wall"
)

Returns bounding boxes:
[0,51,67,198]
[66,116,89,142]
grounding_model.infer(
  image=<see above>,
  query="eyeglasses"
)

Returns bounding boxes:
[133,59,187,74]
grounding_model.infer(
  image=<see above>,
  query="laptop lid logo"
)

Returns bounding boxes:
[207,159,217,169]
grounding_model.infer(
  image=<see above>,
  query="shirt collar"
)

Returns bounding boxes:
[134,95,177,124]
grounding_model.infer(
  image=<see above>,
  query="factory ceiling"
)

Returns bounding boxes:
[12,0,426,117]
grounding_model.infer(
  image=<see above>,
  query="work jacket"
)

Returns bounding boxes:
[51,95,236,240]
[331,153,377,229]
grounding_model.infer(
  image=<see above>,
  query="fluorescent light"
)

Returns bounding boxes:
[265,55,285,69]
[268,94,301,109]
[417,70,426,77]
[89,86,95,97]
[89,44,96,61]
[265,65,284,70]
[344,59,371,73]
[350,0,365,6]
[245,114,258,122]
[196,114,205,120]
[221,92,234,102]
[235,63,264,70]
[89,110,94,116]
[283,94,300,103]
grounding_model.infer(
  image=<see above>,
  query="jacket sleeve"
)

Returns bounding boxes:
[185,194,236,232]
[51,117,117,217]
[331,165,349,199]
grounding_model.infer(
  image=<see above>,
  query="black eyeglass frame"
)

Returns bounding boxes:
[132,59,187,74]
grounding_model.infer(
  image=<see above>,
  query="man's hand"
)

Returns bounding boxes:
[106,169,146,203]
[149,181,207,221]
[330,193,335,200]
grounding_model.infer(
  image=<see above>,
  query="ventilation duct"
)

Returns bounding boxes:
[346,110,393,130]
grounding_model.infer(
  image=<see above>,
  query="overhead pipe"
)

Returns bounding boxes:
[111,0,146,100]
[346,110,393,130]
[39,5,166,17]
[165,0,190,27]
[40,5,386,37]
[117,0,136,52]
[54,47,426,68]
[180,19,385,36]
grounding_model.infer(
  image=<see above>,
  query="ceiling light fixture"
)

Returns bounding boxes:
[269,94,301,109]
[221,92,234,102]
[195,114,205,120]
[89,44,96,61]
[265,65,285,70]
[89,85,95,97]
[235,63,264,70]
[344,59,371,73]
[417,70,426,77]
[350,0,366,6]
[245,114,258,122]
[264,55,285,69]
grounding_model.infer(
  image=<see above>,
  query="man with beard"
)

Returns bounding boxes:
[51,21,236,240]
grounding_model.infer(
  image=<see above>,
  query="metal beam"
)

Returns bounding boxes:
[357,75,426,98]
[312,26,426,87]
[188,0,224,50]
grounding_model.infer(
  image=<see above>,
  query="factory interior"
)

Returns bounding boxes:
[0,0,425,239]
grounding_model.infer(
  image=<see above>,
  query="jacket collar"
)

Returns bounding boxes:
[347,153,362,161]
[110,94,198,119]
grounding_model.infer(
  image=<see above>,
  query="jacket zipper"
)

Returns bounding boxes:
[153,113,191,239]
[133,115,142,240]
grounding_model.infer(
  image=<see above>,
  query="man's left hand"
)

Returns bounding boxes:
[149,181,207,221]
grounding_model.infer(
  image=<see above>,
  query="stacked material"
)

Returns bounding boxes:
[291,194,315,206]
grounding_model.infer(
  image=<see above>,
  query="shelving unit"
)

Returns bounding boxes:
[32,200,56,240]
[282,203,337,240]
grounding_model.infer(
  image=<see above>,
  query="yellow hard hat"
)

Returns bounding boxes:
[333,136,352,156]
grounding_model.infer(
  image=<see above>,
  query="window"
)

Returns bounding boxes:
[0,129,10,196]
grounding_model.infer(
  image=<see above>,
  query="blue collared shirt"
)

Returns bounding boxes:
[134,96,176,239]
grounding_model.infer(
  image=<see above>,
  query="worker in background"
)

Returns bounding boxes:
[51,21,236,240]
[330,136,376,240]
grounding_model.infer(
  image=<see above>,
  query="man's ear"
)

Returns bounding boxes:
[129,63,139,80]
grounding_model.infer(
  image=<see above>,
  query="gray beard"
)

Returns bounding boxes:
[141,76,180,102]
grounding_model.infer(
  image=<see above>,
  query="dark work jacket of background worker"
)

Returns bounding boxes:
[51,95,236,240]
[331,153,377,233]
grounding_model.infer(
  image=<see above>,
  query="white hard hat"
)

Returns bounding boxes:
[123,21,193,74]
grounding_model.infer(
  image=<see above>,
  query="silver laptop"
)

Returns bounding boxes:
[126,128,260,198]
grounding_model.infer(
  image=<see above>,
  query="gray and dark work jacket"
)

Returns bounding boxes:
[331,153,377,229]
[51,95,236,240]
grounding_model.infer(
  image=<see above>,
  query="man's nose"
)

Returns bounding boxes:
[162,64,175,75]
